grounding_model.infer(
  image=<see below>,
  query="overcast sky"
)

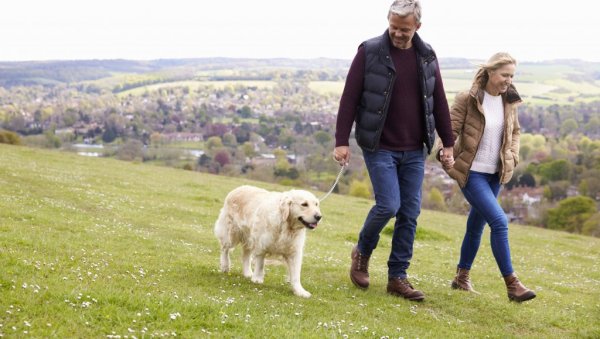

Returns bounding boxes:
[2,0,598,63]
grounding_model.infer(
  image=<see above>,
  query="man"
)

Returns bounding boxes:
[333,0,455,301]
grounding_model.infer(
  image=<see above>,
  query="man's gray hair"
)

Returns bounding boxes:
[388,0,422,23]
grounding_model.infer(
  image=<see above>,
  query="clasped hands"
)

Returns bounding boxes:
[440,147,454,170]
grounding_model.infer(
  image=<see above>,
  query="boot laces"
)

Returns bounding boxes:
[458,273,471,284]
[356,253,369,273]
[393,278,414,290]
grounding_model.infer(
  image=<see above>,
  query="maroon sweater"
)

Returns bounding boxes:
[335,45,454,151]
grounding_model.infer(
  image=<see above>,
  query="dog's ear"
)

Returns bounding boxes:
[280,194,291,221]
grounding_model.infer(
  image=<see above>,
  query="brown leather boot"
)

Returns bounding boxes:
[504,273,536,302]
[451,268,480,294]
[350,245,370,289]
[386,277,425,301]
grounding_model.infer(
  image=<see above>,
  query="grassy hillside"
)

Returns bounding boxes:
[0,144,599,338]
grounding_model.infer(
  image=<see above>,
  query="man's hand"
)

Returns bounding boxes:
[333,146,350,166]
[441,146,454,170]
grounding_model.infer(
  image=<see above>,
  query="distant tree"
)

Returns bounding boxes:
[102,127,117,143]
[578,175,600,200]
[273,148,288,161]
[6,114,26,132]
[238,105,253,118]
[62,108,79,127]
[577,137,600,169]
[537,159,570,183]
[584,117,600,135]
[275,167,299,180]
[278,128,295,149]
[313,130,332,147]
[547,196,596,233]
[579,180,590,198]
[294,121,304,134]
[205,136,223,150]
[222,132,237,147]
[242,142,257,159]
[559,118,578,137]
[205,123,229,138]
[518,173,536,187]
[233,123,252,143]
[545,180,570,201]
[198,154,211,167]
[149,132,166,146]
[214,149,231,167]
[273,150,292,177]
[102,114,125,143]
[519,144,531,161]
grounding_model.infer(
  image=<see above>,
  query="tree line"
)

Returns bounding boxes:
[0,68,598,237]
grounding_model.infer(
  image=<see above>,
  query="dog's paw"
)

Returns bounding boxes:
[294,289,311,298]
[251,277,264,284]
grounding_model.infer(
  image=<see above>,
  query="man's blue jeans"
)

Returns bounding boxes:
[459,171,514,276]
[358,149,425,279]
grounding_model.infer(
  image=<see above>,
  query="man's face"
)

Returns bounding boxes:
[388,13,421,49]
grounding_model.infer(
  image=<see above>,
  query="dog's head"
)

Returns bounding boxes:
[280,190,322,230]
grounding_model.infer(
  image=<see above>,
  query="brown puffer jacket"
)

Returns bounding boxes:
[437,83,522,188]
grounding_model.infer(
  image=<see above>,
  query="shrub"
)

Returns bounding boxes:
[424,187,447,212]
[0,130,21,145]
[349,180,371,199]
[117,139,144,161]
[582,212,600,237]
[547,196,596,233]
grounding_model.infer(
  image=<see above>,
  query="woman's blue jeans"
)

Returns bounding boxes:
[459,171,514,276]
[358,149,425,279]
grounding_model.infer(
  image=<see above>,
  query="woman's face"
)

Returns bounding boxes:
[486,63,516,95]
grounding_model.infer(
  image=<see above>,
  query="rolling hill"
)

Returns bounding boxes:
[2,58,600,105]
[0,144,599,337]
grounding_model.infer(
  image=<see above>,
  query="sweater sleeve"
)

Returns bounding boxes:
[334,46,365,147]
[432,61,455,148]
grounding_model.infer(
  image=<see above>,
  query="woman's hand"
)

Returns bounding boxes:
[440,147,455,170]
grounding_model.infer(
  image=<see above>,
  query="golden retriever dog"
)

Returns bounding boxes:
[214,185,322,298]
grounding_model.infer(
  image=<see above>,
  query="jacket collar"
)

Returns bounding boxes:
[381,30,434,59]
[469,83,522,105]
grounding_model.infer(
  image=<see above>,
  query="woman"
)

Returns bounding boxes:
[438,52,535,302]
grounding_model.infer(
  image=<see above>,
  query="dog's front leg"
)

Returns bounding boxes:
[251,253,265,284]
[219,247,231,273]
[286,254,311,298]
[242,247,253,278]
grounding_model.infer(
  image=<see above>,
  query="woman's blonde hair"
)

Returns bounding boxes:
[473,52,517,88]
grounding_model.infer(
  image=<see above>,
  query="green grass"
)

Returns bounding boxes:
[1,144,599,338]
[308,81,345,95]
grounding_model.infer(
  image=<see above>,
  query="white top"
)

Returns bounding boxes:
[471,91,505,174]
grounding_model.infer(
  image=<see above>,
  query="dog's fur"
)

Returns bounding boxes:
[214,185,322,297]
